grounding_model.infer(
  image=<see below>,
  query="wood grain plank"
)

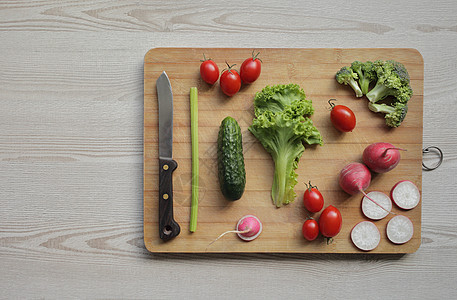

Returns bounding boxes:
[0,3,457,297]
[144,48,423,253]
[0,0,456,36]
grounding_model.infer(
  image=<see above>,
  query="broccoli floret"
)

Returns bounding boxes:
[335,59,413,128]
[335,66,363,98]
[395,86,413,104]
[351,61,377,95]
[368,102,408,127]
[366,60,412,103]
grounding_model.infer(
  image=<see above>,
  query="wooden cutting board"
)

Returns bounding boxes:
[144,48,423,253]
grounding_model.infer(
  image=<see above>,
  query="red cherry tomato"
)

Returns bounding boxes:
[240,51,262,84]
[329,99,356,132]
[200,55,219,85]
[319,205,342,238]
[303,181,324,213]
[302,219,319,241]
[220,63,241,96]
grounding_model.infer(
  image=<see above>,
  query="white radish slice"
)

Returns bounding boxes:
[351,221,381,251]
[386,215,414,244]
[391,180,421,210]
[361,191,392,220]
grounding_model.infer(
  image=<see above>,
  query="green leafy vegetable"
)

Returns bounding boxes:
[249,84,322,208]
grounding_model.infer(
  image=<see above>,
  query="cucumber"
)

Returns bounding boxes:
[217,116,246,201]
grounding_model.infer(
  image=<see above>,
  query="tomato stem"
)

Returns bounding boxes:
[304,180,318,191]
[200,53,212,62]
[252,50,263,63]
[328,99,336,110]
[222,61,237,74]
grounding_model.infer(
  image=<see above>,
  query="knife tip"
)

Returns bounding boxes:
[159,71,169,80]
[157,71,170,84]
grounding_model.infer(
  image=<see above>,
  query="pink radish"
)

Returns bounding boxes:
[361,191,392,220]
[339,162,371,195]
[236,215,262,241]
[386,215,414,244]
[391,180,421,210]
[339,162,394,215]
[362,142,405,173]
[351,221,381,251]
[208,215,262,246]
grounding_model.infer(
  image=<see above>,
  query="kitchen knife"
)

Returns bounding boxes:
[157,71,180,241]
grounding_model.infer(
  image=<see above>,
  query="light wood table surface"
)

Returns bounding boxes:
[1,1,456,299]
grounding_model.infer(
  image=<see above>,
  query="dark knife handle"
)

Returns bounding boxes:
[158,158,180,241]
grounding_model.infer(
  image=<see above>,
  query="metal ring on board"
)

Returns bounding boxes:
[422,146,443,171]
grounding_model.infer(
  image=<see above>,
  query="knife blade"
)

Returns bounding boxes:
[157,71,180,241]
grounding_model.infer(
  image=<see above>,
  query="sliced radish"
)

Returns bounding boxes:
[386,215,414,244]
[361,191,392,220]
[351,221,381,251]
[391,180,421,210]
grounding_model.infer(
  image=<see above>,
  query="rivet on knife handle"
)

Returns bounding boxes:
[159,158,180,240]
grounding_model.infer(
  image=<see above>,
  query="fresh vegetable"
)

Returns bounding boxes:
[366,60,413,104]
[339,162,393,215]
[236,215,263,241]
[391,180,421,210]
[209,215,263,245]
[335,60,413,127]
[386,215,414,244]
[217,116,246,201]
[335,66,363,97]
[362,191,392,220]
[366,60,412,127]
[351,221,381,251]
[303,181,324,213]
[302,218,319,241]
[189,87,199,232]
[351,60,376,95]
[363,142,404,173]
[220,63,241,96]
[368,102,409,128]
[200,55,219,85]
[339,162,371,195]
[328,99,356,132]
[319,205,342,238]
[240,51,262,84]
[249,84,323,207]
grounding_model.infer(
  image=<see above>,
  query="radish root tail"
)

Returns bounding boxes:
[382,147,407,157]
[360,189,396,215]
[207,229,250,248]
